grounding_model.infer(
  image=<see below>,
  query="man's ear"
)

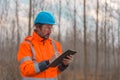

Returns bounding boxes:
[35,26,40,32]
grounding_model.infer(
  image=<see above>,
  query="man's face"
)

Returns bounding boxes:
[37,24,53,39]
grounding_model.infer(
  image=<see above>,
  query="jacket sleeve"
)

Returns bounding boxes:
[17,41,48,76]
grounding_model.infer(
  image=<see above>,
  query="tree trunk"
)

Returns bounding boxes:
[58,0,61,42]
[118,20,120,80]
[95,0,99,80]
[28,0,32,36]
[111,26,116,68]
[58,0,61,80]
[15,0,20,49]
[73,0,77,79]
[83,0,87,80]
[104,1,107,80]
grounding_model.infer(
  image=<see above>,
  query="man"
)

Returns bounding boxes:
[17,11,74,80]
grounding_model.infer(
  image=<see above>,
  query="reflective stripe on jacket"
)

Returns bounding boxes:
[22,77,58,80]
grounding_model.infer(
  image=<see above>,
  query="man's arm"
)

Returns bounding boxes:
[17,42,49,76]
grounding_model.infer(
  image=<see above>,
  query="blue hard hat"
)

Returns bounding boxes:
[34,11,56,25]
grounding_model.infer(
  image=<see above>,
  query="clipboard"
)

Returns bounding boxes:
[48,49,77,67]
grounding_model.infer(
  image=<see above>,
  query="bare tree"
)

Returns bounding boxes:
[15,0,20,49]
[111,26,116,67]
[118,17,120,80]
[32,0,35,20]
[115,6,120,80]
[58,0,61,42]
[28,0,32,35]
[103,1,108,80]
[83,0,88,80]
[73,0,77,79]
[95,0,99,80]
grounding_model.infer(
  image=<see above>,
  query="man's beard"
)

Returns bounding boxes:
[39,32,50,39]
[36,30,50,39]
[42,34,50,39]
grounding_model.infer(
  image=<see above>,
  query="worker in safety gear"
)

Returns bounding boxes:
[17,11,74,80]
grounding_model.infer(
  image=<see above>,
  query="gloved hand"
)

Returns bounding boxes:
[58,55,74,72]
[49,52,60,64]
[62,55,74,66]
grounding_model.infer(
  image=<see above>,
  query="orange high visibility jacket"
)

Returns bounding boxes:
[17,32,67,79]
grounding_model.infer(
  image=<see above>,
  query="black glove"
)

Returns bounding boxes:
[58,62,69,72]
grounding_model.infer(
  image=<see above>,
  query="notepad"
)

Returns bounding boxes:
[48,50,77,67]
